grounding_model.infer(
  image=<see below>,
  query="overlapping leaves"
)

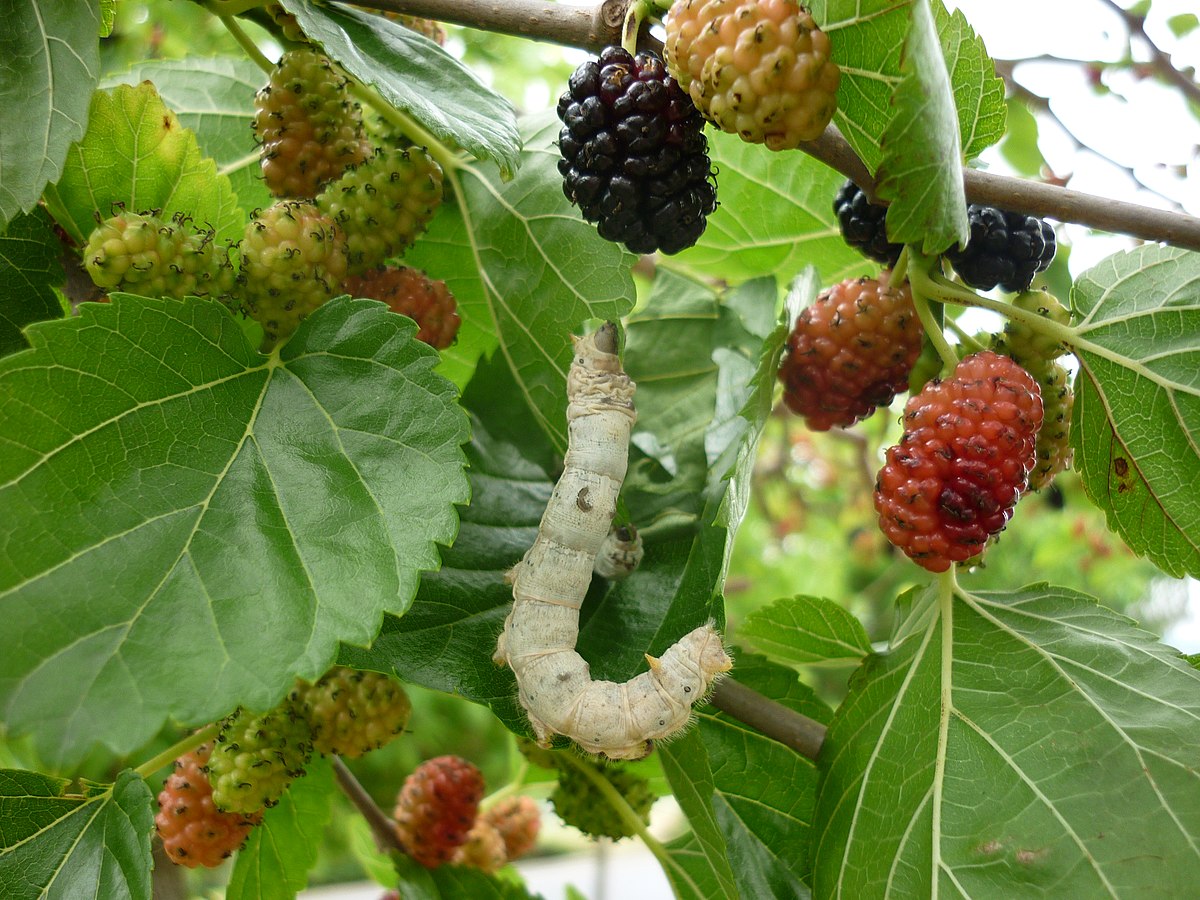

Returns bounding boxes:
[0,296,469,767]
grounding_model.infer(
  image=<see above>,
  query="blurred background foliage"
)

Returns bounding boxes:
[5,0,1192,894]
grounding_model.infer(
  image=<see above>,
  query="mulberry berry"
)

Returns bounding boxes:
[84,210,233,302]
[482,796,541,861]
[342,266,460,349]
[1026,361,1073,491]
[451,819,507,873]
[393,756,485,868]
[207,702,314,814]
[874,351,1043,571]
[253,48,371,199]
[779,272,923,431]
[556,46,717,255]
[833,180,902,265]
[155,744,262,868]
[946,206,1057,293]
[238,200,349,343]
[316,146,443,274]
[296,666,412,758]
[665,0,841,149]
[551,762,653,841]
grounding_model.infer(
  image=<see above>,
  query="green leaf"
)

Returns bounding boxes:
[1167,13,1200,37]
[279,0,520,177]
[998,97,1045,178]
[0,208,66,357]
[41,82,243,246]
[673,131,868,286]
[812,583,1200,896]
[875,0,969,254]
[661,733,740,900]
[0,0,100,229]
[1068,244,1200,577]
[226,756,336,900]
[808,0,1006,171]
[740,595,872,665]
[393,854,543,899]
[103,56,273,215]
[0,769,152,899]
[0,296,470,768]
[404,115,636,451]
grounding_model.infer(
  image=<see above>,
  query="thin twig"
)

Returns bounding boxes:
[993,59,1184,210]
[332,756,405,855]
[710,678,827,761]
[1094,0,1200,108]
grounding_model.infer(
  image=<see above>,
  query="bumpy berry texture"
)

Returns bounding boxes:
[264,3,306,42]
[997,289,1071,361]
[297,666,412,758]
[665,0,840,149]
[874,351,1044,572]
[551,762,654,840]
[253,48,371,200]
[84,210,234,301]
[156,744,262,868]
[342,267,461,349]
[779,272,923,431]
[238,200,349,343]
[556,46,717,255]
[316,146,443,274]
[833,180,903,266]
[946,206,1057,293]
[207,703,314,814]
[992,290,1074,491]
[451,819,508,873]
[482,796,541,861]
[1026,361,1073,491]
[393,756,485,868]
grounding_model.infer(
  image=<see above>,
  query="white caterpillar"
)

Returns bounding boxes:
[494,323,731,761]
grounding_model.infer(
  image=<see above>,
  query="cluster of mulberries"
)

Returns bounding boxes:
[155,744,262,868]
[557,46,717,255]
[664,0,841,149]
[293,666,412,758]
[83,210,235,302]
[392,756,542,872]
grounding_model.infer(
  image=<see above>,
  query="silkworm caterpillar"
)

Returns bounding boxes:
[593,525,643,580]
[494,323,732,760]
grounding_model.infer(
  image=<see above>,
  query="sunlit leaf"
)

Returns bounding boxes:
[740,595,872,665]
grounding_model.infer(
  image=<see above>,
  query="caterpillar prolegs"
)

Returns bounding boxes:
[493,323,732,760]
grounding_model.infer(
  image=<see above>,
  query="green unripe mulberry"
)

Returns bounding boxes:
[550,761,654,840]
[208,702,314,814]
[998,289,1071,361]
[316,146,443,275]
[238,200,349,344]
[296,667,412,758]
[84,210,233,301]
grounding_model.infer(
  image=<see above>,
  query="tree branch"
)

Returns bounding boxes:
[341,0,1200,251]
[710,678,827,761]
[332,756,406,855]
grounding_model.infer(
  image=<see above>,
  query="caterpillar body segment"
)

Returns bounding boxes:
[494,323,732,761]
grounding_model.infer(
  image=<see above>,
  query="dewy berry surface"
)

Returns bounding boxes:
[557,46,716,255]
[874,351,1044,572]
[778,272,922,431]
